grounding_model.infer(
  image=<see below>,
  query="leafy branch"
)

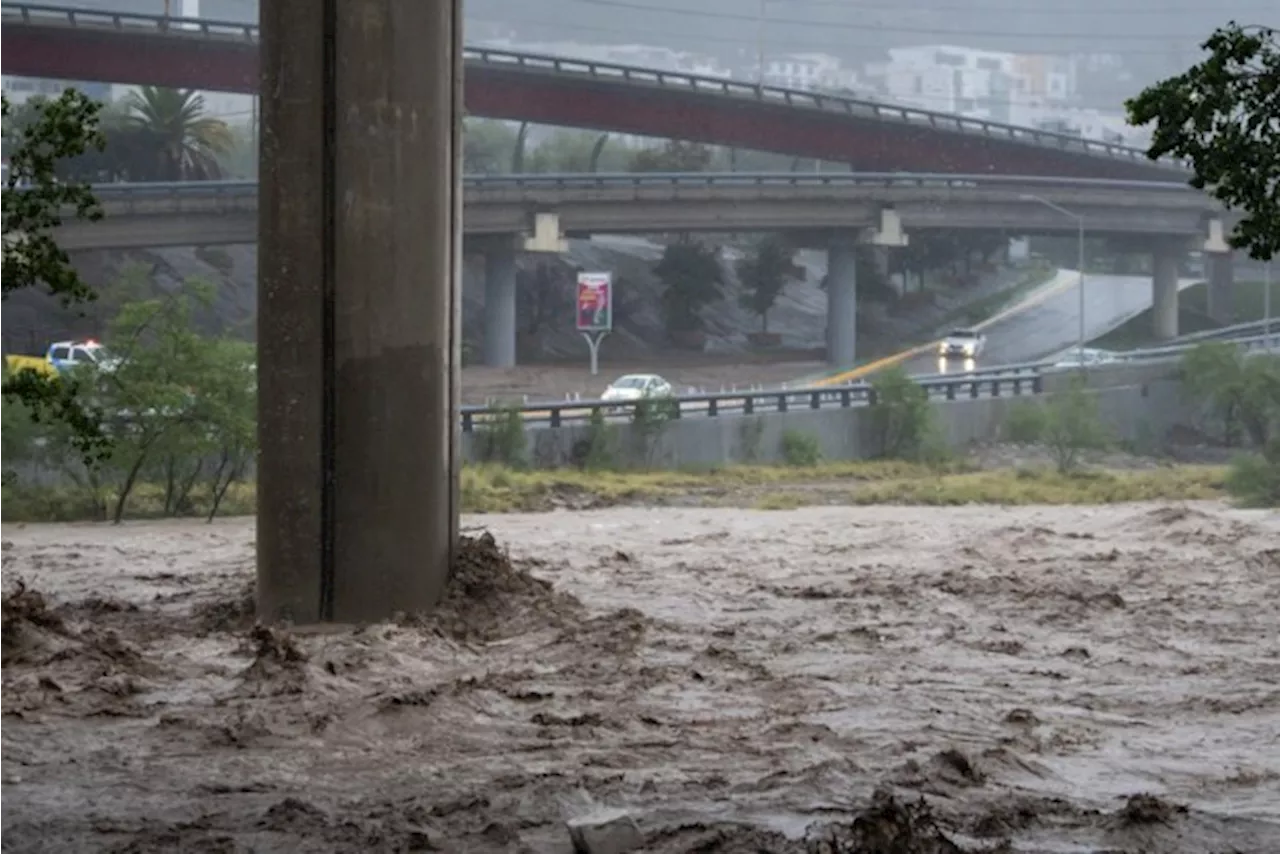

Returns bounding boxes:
[1126,24,1280,260]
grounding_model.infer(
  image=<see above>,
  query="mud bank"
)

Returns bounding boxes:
[3,503,1279,853]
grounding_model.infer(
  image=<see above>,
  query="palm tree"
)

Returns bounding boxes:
[118,87,234,181]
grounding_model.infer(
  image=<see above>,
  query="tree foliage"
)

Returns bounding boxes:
[630,140,715,173]
[4,281,258,523]
[2,90,112,464]
[654,241,723,334]
[1126,24,1280,260]
[1180,342,1280,448]
[737,235,799,332]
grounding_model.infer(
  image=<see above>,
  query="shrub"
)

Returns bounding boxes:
[1003,401,1048,444]
[1224,442,1280,508]
[578,406,618,471]
[869,367,935,460]
[780,430,821,466]
[1042,377,1109,474]
[476,402,528,468]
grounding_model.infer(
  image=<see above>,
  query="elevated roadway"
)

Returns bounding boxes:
[1,2,1189,181]
[900,272,1206,377]
[44,172,1220,251]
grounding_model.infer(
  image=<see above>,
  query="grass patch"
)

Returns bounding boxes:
[1091,278,1280,350]
[1,480,257,523]
[845,465,1226,506]
[2,461,1230,522]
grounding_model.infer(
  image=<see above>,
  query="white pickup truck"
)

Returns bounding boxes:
[938,328,987,360]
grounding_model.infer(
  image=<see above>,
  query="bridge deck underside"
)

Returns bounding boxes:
[1,22,1183,181]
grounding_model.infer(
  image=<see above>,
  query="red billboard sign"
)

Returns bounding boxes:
[576,272,613,332]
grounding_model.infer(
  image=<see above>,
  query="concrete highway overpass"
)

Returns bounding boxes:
[52,172,1221,251]
[43,171,1234,371]
[1,3,1189,181]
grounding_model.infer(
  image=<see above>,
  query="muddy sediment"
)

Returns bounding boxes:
[3,503,1279,853]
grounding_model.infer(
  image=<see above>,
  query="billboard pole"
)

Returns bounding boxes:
[583,330,608,376]
[576,271,613,376]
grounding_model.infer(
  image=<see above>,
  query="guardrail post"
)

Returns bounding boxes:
[777,393,789,413]
[550,406,563,428]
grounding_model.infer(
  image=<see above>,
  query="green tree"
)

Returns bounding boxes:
[464,119,519,174]
[654,241,723,334]
[117,87,234,181]
[1,90,111,464]
[737,235,797,332]
[527,129,624,173]
[630,140,714,172]
[97,282,221,522]
[1181,343,1280,448]
[1126,24,1279,260]
[195,338,258,520]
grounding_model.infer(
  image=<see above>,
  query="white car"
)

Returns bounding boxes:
[1053,347,1118,369]
[938,329,987,360]
[600,373,674,410]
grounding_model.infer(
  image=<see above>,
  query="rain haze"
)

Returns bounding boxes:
[3,1,1280,852]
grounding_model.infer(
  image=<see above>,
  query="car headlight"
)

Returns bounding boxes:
[963,345,974,355]
[938,343,947,353]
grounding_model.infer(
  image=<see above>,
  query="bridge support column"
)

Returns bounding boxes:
[483,242,518,368]
[257,0,462,624]
[1206,252,1235,325]
[1152,243,1181,341]
[1202,217,1235,325]
[826,236,858,367]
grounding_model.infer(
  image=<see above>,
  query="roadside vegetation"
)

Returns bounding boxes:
[1125,22,1279,506]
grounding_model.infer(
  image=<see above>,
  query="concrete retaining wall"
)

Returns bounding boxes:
[466,360,1198,469]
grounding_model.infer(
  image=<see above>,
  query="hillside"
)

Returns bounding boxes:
[2,239,1032,366]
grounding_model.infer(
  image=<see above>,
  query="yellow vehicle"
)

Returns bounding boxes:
[3,353,58,378]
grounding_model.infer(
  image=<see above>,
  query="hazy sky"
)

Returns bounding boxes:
[52,0,1280,111]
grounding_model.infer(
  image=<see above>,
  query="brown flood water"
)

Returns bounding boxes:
[3,502,1279,853]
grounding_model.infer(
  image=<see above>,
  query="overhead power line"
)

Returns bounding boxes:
[565,0,1269,44]
[471,13,1229,58]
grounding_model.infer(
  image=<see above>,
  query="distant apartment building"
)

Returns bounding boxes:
[861,43,1144,144]
[484,38,732,80]
[760,53,856,92]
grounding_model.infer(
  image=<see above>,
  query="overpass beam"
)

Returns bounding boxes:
[1152,242,1182,341]
[256,0,462,625]
[483,240,519,368]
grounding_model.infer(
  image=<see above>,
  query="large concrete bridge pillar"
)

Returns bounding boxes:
[483,242,518,368]
[257,0,462,624]
[827,236,858,367]
[824,210,909,367]
[1152,243,1182,341]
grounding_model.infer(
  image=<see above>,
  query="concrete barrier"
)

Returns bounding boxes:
[465,360,1199,469]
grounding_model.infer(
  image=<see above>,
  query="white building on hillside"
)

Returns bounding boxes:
[760,52,856,92]
[868,44,1076,125]
[482,38,732,80]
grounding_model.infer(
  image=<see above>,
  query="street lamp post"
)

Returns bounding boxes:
[1021,194,1086,362]
[1264,259,1273,344]
[756,0,767,85]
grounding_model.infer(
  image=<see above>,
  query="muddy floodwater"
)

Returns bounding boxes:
[3,502,1279,853]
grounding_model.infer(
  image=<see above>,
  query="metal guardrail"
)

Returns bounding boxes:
[1170,318,1276,344]
[3,2,1189,172]
[77,172,1199,197]
[459,333,1279,432]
